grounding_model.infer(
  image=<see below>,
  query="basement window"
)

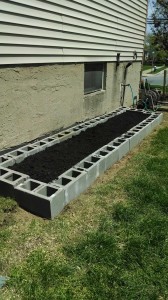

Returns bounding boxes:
[84,63,106,94]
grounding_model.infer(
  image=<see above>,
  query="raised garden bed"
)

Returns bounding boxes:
[10,110,147,183]
[0,108,163,219]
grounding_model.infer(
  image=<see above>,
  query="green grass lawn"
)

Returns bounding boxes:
[142,65,166,74]
[142,65,152,71]
[0,114,168,300]
[150,84,163,90]
[149,66,167,75]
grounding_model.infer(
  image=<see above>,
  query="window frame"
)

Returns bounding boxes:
[84,62,106,95]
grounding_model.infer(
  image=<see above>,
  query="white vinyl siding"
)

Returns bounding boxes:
[0,0,147,65]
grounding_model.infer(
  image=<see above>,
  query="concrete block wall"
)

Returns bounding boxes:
[15,180,65,219]
[0,61,141,150]
[0,167,29,198]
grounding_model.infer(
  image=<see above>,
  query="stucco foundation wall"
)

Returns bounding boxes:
[84,61,141,120]
[0,61,141,150]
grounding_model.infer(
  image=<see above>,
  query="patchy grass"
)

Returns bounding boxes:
[0,113,168,300]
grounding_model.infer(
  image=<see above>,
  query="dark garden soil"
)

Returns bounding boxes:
[10,111,148,183]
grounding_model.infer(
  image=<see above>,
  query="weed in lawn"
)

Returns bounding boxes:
[0,230,11,247]
[0,197,17,227]
[0,198,17,214]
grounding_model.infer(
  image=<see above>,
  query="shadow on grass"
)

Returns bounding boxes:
[8,183,168,300]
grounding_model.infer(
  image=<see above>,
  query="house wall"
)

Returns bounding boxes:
[0,61,141,149]
[0,0,147,64]
[0,0,147,149]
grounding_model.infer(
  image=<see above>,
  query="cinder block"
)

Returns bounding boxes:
[40,136,60,147]
[5,149,26,164]
[122,131,141,150]
[75,145,115,187]
[16,179,43,192]
[140,120,152,136]
[83,121,93,128]
[74,124,86,132]
[149,112,163,126]
[92,148,112,173]
[128,108,138,112]
[84,155,102,177]
[91,151,107,175]
[103,113,111,119]
[109,137,129,159]
[15,181,65,219]
[19,145,38,157]
[142,111,152,117]
[53,168,87,204]
[119,106,127,111]
[97,116,108,123]
[83,120,98,128]
[133,124,147,139]
[0,167,29,197]
[136,109,146,113]
[88,119,98,125]
[71,125,86,136]
[146,112,163,130]
[71,126,82,136]
[94,117,102,122]
[31,140,48,151]
[115,108,126,115]
[0,155,15,167]
[57,130,73,142]
[107,112,117,118]
[0,167,10,178]
[75,155,101,187]
[100,145,119,169]
[146,116,158,130]
[106,108,126,118]
[157,112,163,124]
[130,127,145,144]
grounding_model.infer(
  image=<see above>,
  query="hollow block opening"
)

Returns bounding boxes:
[67,170,81,178]
[0,157,8,163]
[91,156,100,163]
[22,181,41,191]
[37,186,58,197]
[22,146,35,152]
[106,146,115,151]
[11,151,23,157]
[59,177,72,186]
[5,173,21,182]
[99,151,109,156]
[0,169,8,176]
